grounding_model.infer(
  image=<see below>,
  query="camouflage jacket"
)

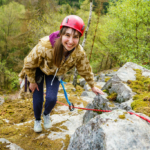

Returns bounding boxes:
[19,36,95,88]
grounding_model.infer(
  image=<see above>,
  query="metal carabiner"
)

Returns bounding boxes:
[69,103,74,111]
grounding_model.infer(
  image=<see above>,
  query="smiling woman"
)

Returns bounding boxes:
[18,15,104,133]
[62,28,80,51]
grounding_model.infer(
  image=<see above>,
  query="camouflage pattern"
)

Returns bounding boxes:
[19,36,94,88]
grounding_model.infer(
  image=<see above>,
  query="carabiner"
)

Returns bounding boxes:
[69,103,74,111]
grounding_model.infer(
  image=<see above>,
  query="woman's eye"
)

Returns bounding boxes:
[74,36,79,38]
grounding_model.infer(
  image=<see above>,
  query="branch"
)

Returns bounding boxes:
[82,0,93,48]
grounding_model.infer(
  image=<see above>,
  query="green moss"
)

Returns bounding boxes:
[105,77,111,82]
[131,99,148,110]
[103,89,109,94]
[113,69,118,72]
[126,69,150,117]
[107,92,117,101]
[0,141,10,150]
[108,102,115,107]
[77,75,81,79]
[119,114,125,119]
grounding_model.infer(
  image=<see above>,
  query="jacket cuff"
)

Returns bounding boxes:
[27,76,36,83]
[88,82,95,88]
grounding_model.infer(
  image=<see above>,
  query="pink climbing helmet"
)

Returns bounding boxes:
[60,15,85,36]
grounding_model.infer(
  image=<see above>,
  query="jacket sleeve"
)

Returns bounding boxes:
[76,49,95,88]
[18,69,25,82]
[23,40,46,83]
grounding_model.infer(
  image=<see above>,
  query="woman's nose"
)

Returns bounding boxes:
[68,37,73,43]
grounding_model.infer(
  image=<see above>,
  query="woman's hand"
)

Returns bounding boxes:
[29,83,39,93]
[91,86,104,95]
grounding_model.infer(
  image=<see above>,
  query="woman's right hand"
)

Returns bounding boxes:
[29,83,39,93]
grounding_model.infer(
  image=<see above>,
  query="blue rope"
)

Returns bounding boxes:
[60,79,71,106]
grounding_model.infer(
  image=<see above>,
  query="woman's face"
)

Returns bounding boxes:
[62,28,80,51]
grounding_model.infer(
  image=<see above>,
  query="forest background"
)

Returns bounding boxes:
[0,0,150,92]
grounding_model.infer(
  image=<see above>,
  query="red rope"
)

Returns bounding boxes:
[44,93,150,123]
[57,101,111,112]
[56,101,150,123]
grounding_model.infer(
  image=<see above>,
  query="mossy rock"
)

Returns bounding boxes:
[119,114,125,119]
[126,69,150,117]
[108,101,115,107]
[105,77,111,82]
[135,107,150,117]
[102,89,109,94]
[133,92,150,101]
[131,99,149,110]
[107,92,117,101]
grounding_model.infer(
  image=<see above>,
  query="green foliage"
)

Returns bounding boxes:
[0,0,150,91]
[0,61,19,90]
[108,0,150,63]
[0,1,26,71]
[0,0,9,6]
[88,0,150,70]
[58,0,82,9]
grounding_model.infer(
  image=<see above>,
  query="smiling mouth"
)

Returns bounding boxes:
[66,44,74,48]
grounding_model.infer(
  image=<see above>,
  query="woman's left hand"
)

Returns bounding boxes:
[91,86,105,95]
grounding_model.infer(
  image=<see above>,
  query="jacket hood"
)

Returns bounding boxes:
[49,31,60,47]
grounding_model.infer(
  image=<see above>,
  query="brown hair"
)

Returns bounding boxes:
[53,27,81,68]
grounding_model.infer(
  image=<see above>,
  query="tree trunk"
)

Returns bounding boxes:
[72,0,93,87]
[99,54,104,72]
[89,1,101,62]
[105,54,109,70]
[109,57,113,69]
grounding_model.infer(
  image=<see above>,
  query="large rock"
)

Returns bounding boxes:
[102,62,150,103]
[81,91,96,98]
[83,94,110,124]
[101,62,150,103]
[83,84,91,91]
[118,99,134,111]
[82,103,97,124]
[68,109,150,150]
[92,94,110,111]
[79,78,86,87]
[116,62,150,81]
[102,75,133,102]
[98,73,105,82]
[95,82,106,88]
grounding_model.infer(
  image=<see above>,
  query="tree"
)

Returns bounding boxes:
[107,0,150,64]
[73,0,93,87]
[91,0,150,69]
[0,2,25,62]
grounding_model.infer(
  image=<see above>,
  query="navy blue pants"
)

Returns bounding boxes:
[33,68,60,120]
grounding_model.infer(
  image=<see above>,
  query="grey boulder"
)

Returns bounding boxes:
[68,109,150,150]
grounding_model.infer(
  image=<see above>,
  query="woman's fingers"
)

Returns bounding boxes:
[91,87,105,95]
[29,83,37,93]
[36,86,39,91]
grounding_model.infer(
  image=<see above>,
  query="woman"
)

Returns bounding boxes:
[19,15,104,132]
